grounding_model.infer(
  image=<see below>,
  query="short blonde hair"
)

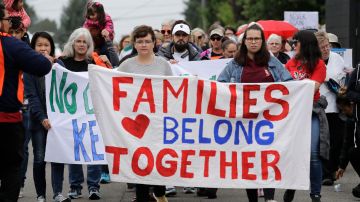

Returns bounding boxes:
[314,31,329,45]
[267,34,282,44]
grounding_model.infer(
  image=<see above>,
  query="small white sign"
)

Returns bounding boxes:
[284,11,319,30]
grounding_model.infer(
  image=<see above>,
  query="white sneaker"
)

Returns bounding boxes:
[18,187,24,198]
[183,187,196,194]
[265,200,278,202]
[37,195,46,202]
[54,193,71,202]
[165,186,177,196]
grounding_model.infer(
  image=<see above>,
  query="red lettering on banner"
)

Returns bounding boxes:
[112,77,133,111]
[195,80,204,114]
[229,84,237,118]
[243,85,260,119]
[163,79,188,113]
[133,79,155,113]
[207,82,226,117]
[242,151,257,180]
[105,146,128,174]
[199,150,216,177]
[261,150,281,180]
[156,148,178,177]
[131,147,154,176]
[264,84,290,121]
[220,151,238,179]
[180,150,195,178]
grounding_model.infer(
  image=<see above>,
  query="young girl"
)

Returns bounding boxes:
[3,0,31,30]
[24,32,71,202]
[83,1,114,42]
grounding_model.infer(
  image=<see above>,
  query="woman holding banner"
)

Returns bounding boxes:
[283,30,329,202]
[216,22,293,202]
[117,25,172,202]
[24,32,70,202]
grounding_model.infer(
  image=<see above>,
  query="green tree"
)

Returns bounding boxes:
[55,0,88,47]
[30,19,58,33]
[184,0,325,30]
[23,1,38,24]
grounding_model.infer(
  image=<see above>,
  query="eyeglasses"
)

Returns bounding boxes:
[161,30,171,35]
[1,17,12,26]
[245,37,262,43]
[320,43,330,51]
[135,40,153,45]
[269,42,280,46]
[210,36,222,41]
[289,39,298,47]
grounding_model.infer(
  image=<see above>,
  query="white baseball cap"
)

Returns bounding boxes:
[172,23,190,35]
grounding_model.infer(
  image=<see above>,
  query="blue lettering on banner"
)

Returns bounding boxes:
[214,120,232,145]
[163,117,179,144]
[162,117,274,146]
[182,118,196,144]
[255,120,274,145]
[72,119,91,162]
[88,120,104,161]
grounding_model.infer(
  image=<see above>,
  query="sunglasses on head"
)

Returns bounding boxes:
[161,30,171,35]
[210,36,222,41]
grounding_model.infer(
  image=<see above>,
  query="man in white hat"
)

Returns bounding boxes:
[158,20,202,63]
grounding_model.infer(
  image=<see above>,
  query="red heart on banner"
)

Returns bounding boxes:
[121,114,150,139]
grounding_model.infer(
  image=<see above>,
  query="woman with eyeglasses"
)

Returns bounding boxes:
[117,25,172,202]
[217,23,293,202]
[267,33,290,64]
[283,30,328,202]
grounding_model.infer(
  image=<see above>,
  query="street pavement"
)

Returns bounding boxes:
[19,146,360,202]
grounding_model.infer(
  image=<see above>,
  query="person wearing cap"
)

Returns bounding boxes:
[327,33,342,49]
[200,28,225,60]
[157,19,202,63]
[314,31,353,186]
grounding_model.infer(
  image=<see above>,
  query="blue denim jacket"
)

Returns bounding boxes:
[217,56,293,83]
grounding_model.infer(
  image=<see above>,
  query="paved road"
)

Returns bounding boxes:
[19,146,360,202]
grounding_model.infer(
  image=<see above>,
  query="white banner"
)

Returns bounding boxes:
[284,11,319,30]
[170,59,231,80]
[89,64,314,189]
[45,64,107,165]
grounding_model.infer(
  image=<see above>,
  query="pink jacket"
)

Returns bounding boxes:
[83,13,114,41]
[3,0,31,29]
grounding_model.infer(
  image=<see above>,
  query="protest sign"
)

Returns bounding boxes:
[45,64,107,165]
[331,48,353,68]
[284,11,318,30]
[89,64,314,189]
[171,59,231,80]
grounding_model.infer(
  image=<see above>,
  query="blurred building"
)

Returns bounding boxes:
[326,0,360,67]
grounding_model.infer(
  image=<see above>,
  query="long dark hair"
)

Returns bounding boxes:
[30,32,56,57]
[293,30,322,73]
[85,1,106,26]
[234,23,270,66]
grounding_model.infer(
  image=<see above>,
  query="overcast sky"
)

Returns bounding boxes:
[27,0,186,41]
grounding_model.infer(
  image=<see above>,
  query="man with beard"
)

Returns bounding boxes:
[157,20,201,197]
[158,20,202,63]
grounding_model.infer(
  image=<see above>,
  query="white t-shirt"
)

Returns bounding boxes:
[173,50,189,62]
[320,52,352,113]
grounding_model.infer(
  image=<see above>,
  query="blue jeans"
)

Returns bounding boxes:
[31,128,47,197]
[20,109,31,187]
[51,163,65,197]
[310,113,322,196]
[68,165,101,191]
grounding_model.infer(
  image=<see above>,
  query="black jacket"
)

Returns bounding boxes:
[157,42,202,61]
